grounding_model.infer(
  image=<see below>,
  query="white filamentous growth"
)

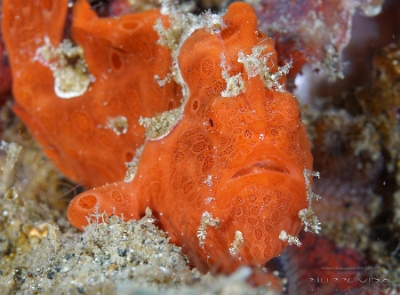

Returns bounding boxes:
[220,53,246,97]
[238,45,291,92]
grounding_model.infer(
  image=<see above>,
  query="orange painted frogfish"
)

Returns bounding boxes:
[67,2,315,273]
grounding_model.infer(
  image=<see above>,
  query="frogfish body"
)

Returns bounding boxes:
[67,3,313,273]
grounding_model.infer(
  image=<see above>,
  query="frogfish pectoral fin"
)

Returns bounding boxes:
[67,185,141,230]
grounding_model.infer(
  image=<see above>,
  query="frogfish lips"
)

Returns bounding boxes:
[230,159,289,179]
[227,144,305,183]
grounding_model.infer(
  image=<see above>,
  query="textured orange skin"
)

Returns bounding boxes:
[1,0,181,188]
[68,3,313,273]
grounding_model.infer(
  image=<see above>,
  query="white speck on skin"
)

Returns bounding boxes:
[197,211,220,248]
[106,115,128,136]
[205,197,215,204]
[204,175,213,187]
[229,231,244,256]
[279,230,302,246]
